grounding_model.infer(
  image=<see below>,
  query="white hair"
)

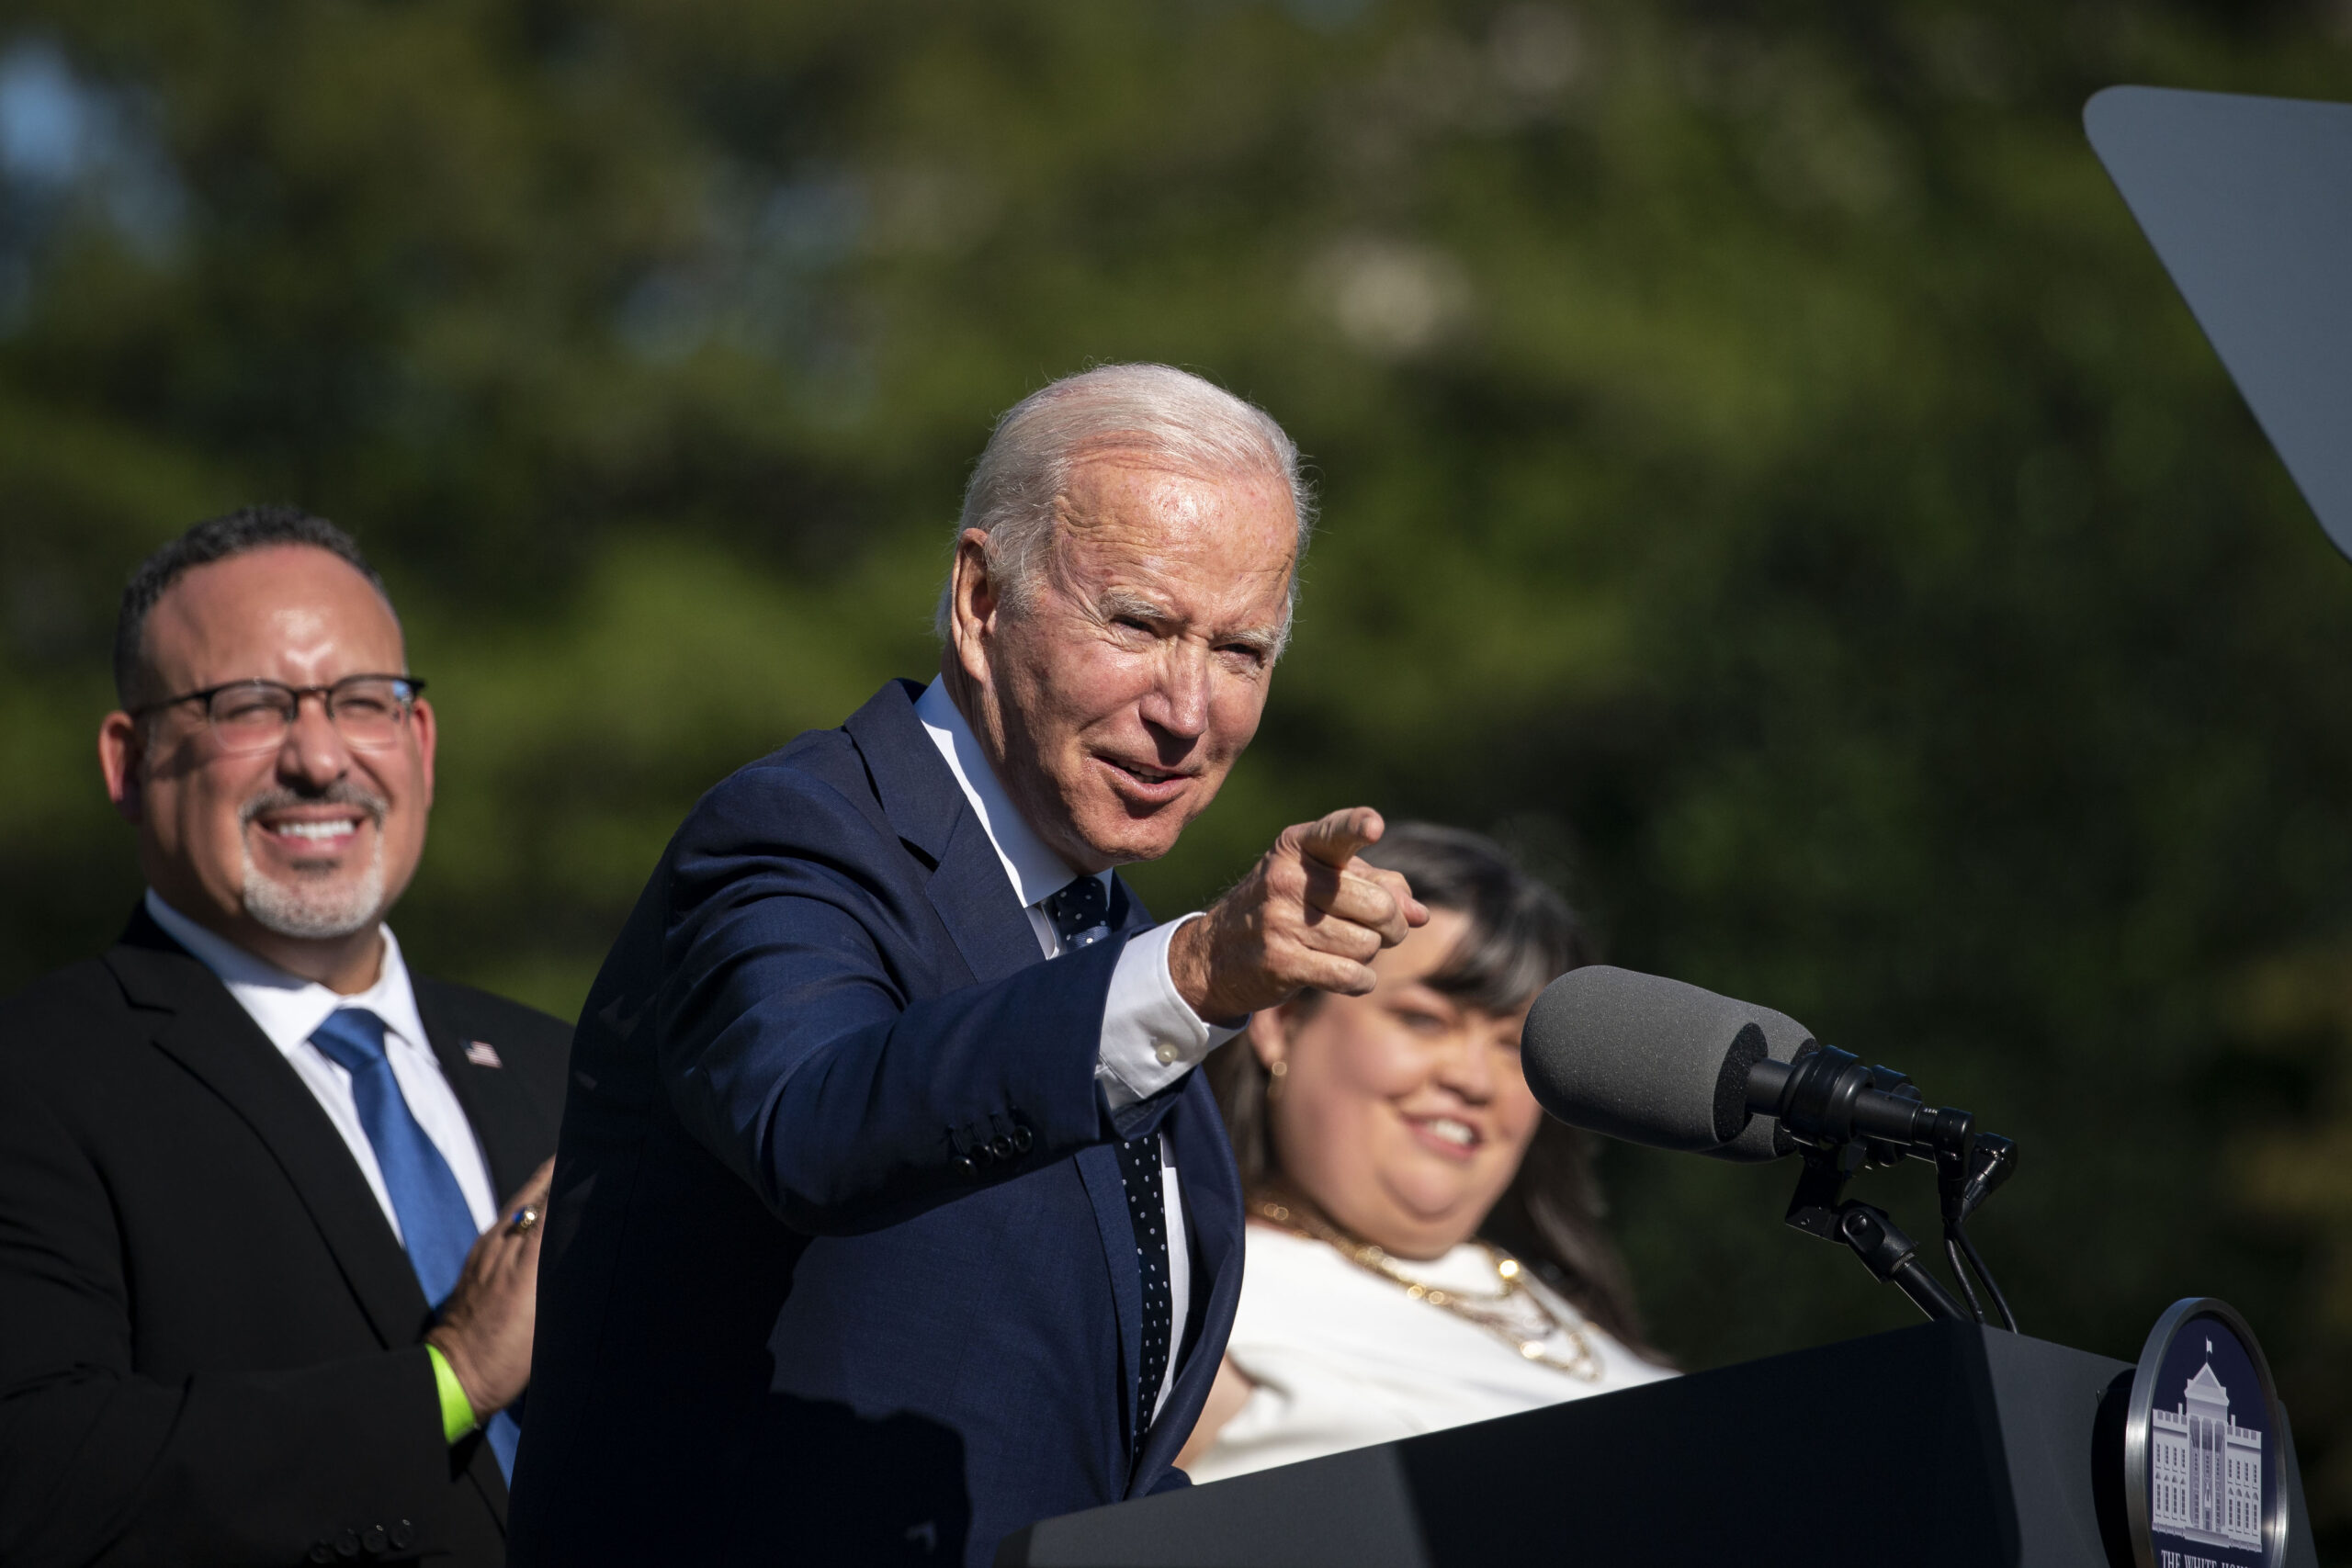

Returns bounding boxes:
[934,363,1315,646]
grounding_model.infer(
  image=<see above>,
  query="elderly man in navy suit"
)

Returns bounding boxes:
[512,364,1426,1565]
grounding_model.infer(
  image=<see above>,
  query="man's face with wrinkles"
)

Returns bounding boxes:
[949,457,1296,873]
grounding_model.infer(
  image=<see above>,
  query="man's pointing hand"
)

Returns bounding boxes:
[1169,807,1429,1023]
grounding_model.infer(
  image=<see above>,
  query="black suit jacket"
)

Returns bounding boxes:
[0,908,571,1568]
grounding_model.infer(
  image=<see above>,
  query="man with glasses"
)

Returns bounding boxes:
[0,506,571,1566]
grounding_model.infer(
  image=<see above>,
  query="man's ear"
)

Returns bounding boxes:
[97,712,145,825]
[946,527,1001,682]
[410,694,437,808]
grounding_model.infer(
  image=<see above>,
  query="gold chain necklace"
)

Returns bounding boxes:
[1251,1197,1603,1382]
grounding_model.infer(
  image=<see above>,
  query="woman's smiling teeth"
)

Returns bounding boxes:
[1418,1115,1479,1149]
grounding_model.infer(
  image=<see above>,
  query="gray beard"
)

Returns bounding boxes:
[238,833,388,940]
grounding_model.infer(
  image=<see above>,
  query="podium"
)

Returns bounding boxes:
[998,1322,2320,1568]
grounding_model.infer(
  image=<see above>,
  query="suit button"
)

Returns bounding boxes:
[390,1520,416,1551]
[362,1523,389,1554]
[336,1529,362,1557]
[988,1135,1014,1159]
[1011,1126,1034,1153]
[308,1544,335,1564]
[954,1155,978,1178]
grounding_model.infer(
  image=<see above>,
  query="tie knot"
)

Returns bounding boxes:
[310,1008,391,1074]
[1043,876,1112,951]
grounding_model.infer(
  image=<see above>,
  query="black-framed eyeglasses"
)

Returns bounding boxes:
[130,674,427,756]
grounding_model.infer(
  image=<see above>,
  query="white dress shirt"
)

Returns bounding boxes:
[143,890,500,1244]
[1186,1226,1675,1482]
[915,677,1239,1420]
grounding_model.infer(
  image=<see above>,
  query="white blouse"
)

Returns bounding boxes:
[1185,1224,1673,1483]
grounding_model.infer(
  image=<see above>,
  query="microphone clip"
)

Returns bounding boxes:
[1758,1043,2019,1332]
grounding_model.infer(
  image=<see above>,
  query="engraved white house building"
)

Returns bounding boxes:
[2151,1344,2262,1550]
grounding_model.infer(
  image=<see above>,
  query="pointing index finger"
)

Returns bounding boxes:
[1299,807,1385,870]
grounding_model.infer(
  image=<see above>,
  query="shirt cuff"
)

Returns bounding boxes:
[426,1343,479,1445]
[1095,914,1245,1111]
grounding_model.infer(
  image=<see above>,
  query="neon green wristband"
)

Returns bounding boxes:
[425,1344,479,1445]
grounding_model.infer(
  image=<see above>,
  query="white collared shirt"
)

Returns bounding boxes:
[915,677,1239,1421]
[143,890,500,1244]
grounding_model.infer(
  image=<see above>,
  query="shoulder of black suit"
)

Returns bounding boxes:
[0,908,573,1089]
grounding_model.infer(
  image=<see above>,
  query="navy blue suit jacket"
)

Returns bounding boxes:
[509,680,1245,1567]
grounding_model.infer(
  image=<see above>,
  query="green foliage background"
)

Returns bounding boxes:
[9,0,2352,1547]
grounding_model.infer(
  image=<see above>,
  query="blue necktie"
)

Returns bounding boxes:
[310,1008,520,1479]
[1042,878,1170,1462]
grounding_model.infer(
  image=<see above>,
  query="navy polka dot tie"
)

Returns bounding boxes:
[1114,1132,1170,1461]
[1042,875,1112,953]
[1044,876,1170,1461]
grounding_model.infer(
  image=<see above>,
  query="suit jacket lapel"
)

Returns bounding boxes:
[842,679,1044,987]
[842,679,1205,1472]
[413,980,547,1204]
[106,916,432,1348]
[924,807,1046,987]
[1074,1144,1148,1463]
[1138,1073,1245,1479]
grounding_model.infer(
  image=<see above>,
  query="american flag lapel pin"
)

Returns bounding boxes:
[462,1040,503,1068]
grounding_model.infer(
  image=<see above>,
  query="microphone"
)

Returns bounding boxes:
[1521,966,1971,1164]
[1521,965,1771,1155]
[1522,965,2018,1331]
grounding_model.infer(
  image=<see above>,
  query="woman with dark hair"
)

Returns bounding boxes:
[1178,823,1670,1482]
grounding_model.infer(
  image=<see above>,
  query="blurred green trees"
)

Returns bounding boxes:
[8,0,2352,1545]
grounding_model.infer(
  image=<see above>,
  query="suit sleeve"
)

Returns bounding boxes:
[651,769,1124,1235]
[0,1074,460,1567]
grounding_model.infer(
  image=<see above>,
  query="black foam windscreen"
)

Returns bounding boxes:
[1521,966,1773,1154]
[1698,1003,1814,1164]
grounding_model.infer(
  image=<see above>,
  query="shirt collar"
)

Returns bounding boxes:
[141,889,433,1060]
[913,676,1106,909]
